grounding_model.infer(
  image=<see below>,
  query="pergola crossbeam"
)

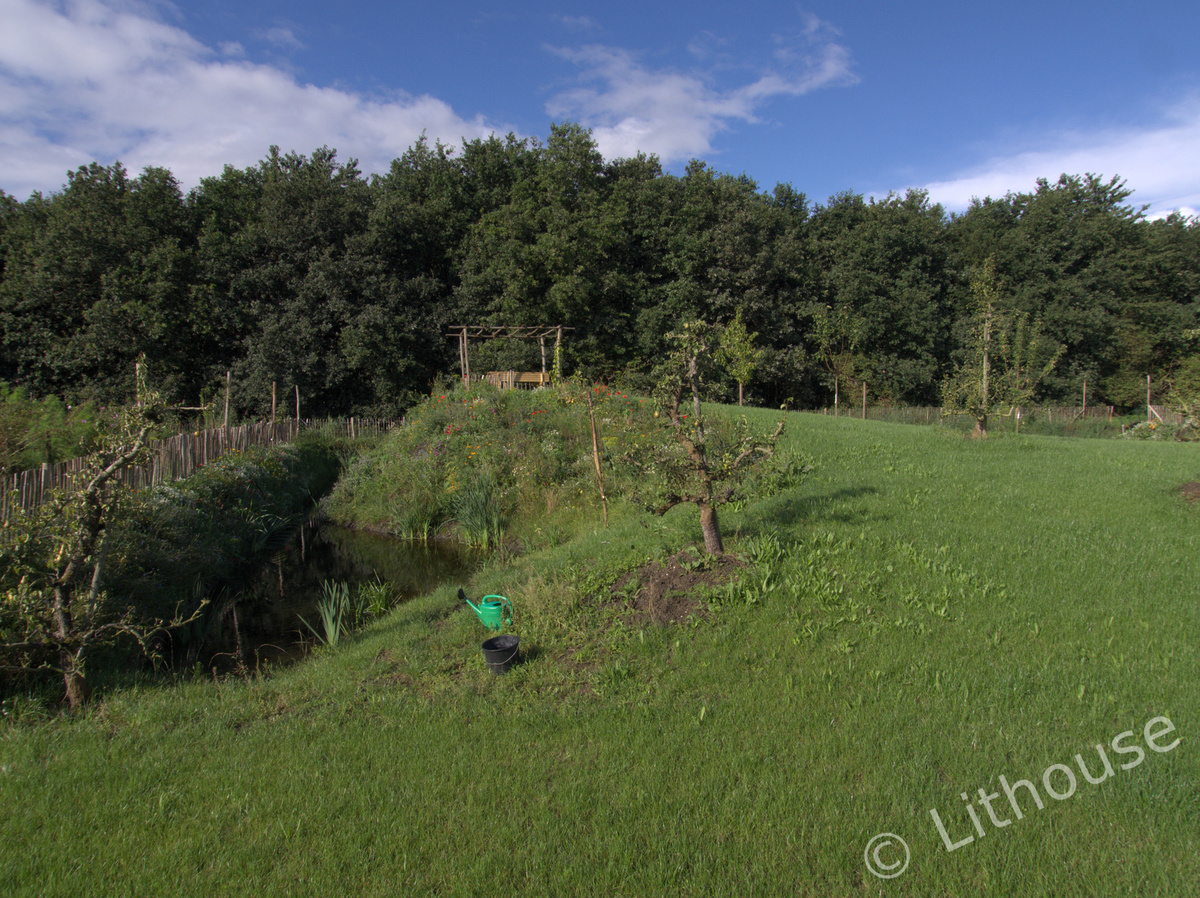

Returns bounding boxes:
[446,325,573,339]
[445,325,575,384]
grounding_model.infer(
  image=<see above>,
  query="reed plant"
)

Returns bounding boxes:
[299,578,396,648]
[357,576,396,617]
[299,580,352,647]
[453,471,503,549]
[392,486,443,540]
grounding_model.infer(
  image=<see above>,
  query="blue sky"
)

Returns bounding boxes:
[3,0,1199,216]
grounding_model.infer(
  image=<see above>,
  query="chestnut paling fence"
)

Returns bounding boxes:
[0,417,401,522]
[803,403,1183,426]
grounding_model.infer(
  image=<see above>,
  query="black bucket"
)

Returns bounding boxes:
[481,634,520,675]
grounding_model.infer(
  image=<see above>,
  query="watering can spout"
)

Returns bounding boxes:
[459,588,483,615]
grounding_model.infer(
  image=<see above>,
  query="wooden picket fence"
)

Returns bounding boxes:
[0,417,402,522]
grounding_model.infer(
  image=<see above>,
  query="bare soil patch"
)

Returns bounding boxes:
[607,549,745,626]
[1179,482,1200,503]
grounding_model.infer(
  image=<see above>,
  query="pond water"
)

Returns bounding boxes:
[206,519,483,671]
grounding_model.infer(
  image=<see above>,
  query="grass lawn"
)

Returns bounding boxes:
[1,407,1196,896]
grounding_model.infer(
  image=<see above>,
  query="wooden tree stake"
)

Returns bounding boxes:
[585,390,609,528]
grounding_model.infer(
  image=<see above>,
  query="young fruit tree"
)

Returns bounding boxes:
[811,304,867,417]
[942,257,1065,437]
[628,321,785,555]
[715,308,763,407]
[0,397,201,710]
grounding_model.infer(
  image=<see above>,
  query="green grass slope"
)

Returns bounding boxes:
[1,409,1196,896]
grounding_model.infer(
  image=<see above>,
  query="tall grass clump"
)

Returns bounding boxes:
[300,578,396,647]
[391,464,443,540]
[453,471,503,548]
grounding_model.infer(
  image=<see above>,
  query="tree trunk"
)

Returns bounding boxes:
[976,302,992,439]
[699,503,724,555]
[53,583,89,710]
[61,652,89,710]
[738,381,744,407]
[54,589,88,709]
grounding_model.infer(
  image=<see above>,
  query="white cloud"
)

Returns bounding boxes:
[260,26,304,52]
[555,15,599,34]
[0,0,505,198]
[920,95,1200,218]
[546,16,857,163]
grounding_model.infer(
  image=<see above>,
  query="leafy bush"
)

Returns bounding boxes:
[1121,421,1183,441]
[104,442,339,629]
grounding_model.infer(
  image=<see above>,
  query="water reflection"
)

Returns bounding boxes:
[211,521,483,671]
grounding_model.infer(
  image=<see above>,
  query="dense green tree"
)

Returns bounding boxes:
[809,189,952,404]
[360,138,474,403]
[642,164,815,404]
[0,164,198,403]
[1106,212,1200,408]
[1,124,1197,420]
[0,190,17,280]
[193,147,379,417]
[1002,175,1146,402]
[456,124,635,377]
[947,174,1195,408]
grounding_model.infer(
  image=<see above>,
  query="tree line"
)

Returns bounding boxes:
[1,122,1197,418]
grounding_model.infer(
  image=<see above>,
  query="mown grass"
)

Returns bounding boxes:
[1,405,1197,896]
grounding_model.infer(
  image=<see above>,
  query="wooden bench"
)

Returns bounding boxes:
[485,371,552,390]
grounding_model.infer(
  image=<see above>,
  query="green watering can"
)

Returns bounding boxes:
[459,588,513,631]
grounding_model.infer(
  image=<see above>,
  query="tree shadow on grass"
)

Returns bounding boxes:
[734,485,881,535]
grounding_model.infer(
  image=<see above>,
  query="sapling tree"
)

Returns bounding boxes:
[629,321,784,555]
[811,304,866,416]
[0,379,200,709]
[715,308,763,407]
[942,257,1064,437]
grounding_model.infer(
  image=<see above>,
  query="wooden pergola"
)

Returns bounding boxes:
[446,325,574,384]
